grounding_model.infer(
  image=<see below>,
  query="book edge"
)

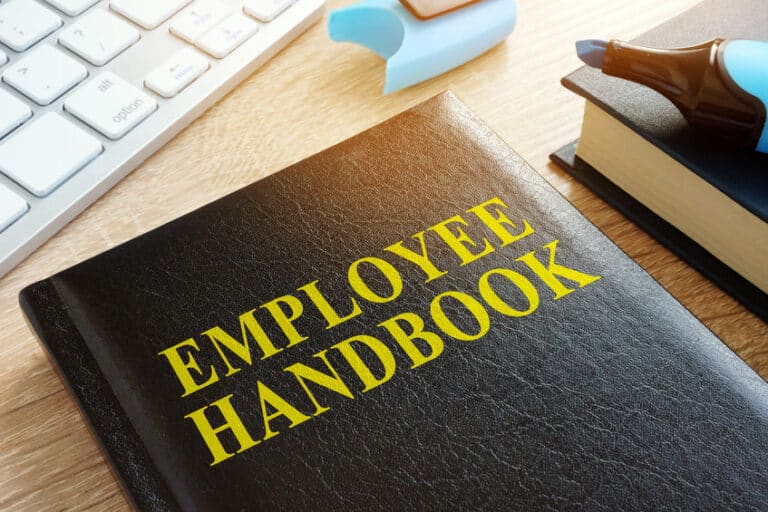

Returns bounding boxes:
[18,279,182,512]
[561,68,768,225]
[577,100,768,292]
[549,140,768,323]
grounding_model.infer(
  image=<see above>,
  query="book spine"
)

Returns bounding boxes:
[19,279,181,512]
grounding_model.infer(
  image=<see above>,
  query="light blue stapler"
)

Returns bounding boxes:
[328,0,517,94]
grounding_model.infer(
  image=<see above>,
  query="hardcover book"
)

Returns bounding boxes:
[21,93,768,511]
[552,0,768,321]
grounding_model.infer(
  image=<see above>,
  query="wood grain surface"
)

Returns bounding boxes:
[1,1,766,510]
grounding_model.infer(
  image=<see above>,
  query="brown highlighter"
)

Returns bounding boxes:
[602,39,765,147]
[578,38,768,152]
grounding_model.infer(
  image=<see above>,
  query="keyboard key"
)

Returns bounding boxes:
[195,14,258,59]
[2,45,88,106]
[0,113,102,197]
[0,184,28,232]
[110,0,192,30]
[243,0,295,22]
[0,89,32,139]
[59,10,140,66]
[44,0,100,16]
[0,50,7,67]
[0,0,62,52]
[170,0,229,44]
[65,72,158,140]
[145,48,209,98]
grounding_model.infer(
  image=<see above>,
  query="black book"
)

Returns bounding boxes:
[552,0,768,321]
[21,93,768,511]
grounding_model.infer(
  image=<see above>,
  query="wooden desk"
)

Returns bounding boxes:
[1,1,765,509]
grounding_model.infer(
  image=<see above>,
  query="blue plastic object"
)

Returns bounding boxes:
[328,0,517,94]
[723,40,768,153]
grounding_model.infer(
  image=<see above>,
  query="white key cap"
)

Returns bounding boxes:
[0,0,62,52]
[170,0,229,44]
[243,0,295,22]
[0,113,102,197]
[110,0,192,30]
[2,45,88,106]
[145,48,209,98]
[195,14,258,59]
[0,89,32,139]
[65,72,157,140]
[59,10,140,66]
[243,0,296,23]
[44,0,100,16]
[0,184,28,232]
[0,50,7,67]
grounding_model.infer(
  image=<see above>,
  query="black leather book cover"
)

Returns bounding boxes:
[559,0,768,224]
[20,93,768,511]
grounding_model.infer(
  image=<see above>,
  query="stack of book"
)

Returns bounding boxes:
[552,0,768,320]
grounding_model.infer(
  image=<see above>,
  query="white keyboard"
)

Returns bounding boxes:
[0,0,324,277]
